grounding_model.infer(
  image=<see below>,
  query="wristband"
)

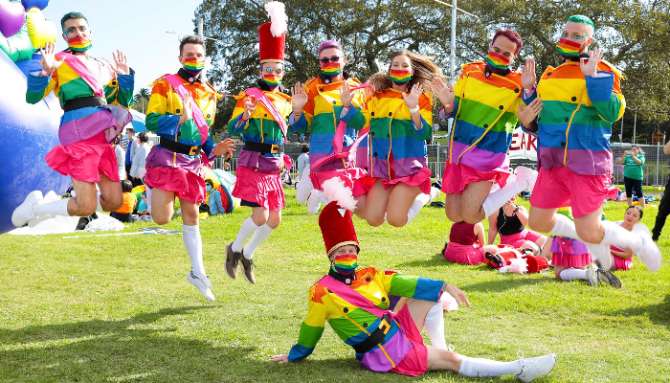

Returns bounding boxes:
[409,105,419,114]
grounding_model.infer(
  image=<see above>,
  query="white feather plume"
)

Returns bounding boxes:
[264,1,288,37]
[322,177,357,212]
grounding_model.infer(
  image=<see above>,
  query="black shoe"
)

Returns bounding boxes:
[225,243,241,279]
[596,269,622,289]
[76,216,91,231]
[240,256,256,284]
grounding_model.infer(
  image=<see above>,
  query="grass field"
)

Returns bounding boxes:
[1,189,668,382]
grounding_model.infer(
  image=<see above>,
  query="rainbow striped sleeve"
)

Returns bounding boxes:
[287,285,328,362]
[145,78,184,137]
[26,72,55,104]
[382,271,444,302]
[103,70,135,107]
[226,94,249,136]
[585,72,625,123]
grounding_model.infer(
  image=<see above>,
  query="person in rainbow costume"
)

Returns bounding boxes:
[432,29,540,225]
[356,50,439,227]
[143,35,235,301]
[271,201,556,381]
[225,1,293,284]
[520,15,661,272]
[13,11,134,228]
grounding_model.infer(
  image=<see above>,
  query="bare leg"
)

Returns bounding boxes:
[386,184,421,227]
[151,188,175,225]
[361,181,389,227]
[97,175,123,212]
[460,181,494,224]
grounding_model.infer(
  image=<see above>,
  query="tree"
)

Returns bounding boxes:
[131,87,151,114]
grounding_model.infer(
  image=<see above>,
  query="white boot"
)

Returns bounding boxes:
[11,191,44,227]
[516,353,557,382]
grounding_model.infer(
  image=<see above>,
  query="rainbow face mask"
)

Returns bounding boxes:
[331,253,358,275]
[261,73,281,89]
[320,62,342,78]
[555,38,582,58]
[389,68,413,84]
[485,50,511,71]
[67,36,92,52]
[182,57,205,74]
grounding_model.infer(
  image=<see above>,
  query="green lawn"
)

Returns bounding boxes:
[1,189,669,383]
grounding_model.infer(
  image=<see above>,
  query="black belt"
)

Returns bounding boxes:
[353,314,393,354]
[243,141,281,154]
[62,96,107,112]
[160,139,202,156]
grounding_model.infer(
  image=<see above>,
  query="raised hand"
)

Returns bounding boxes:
[521,57,536,90]
[179,96,194,125]
[402,83,423,110]
[270,354,289,363]
[444,284,471,307]
[111,50,130,75]
[213,138,236,159]
[243,96,258,119]
[431,76,454,109]
[340,81,353,107]
[517,98,542,127]
[39,42,61,76]
[291,82,308,113]
[580,48,603,77]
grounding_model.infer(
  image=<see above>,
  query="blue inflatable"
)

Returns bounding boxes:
[0,50,68,233]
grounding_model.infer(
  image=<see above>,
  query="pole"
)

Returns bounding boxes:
[633,110,637,144]
[198,18,204,37]
[449,0,457,79]
[656,135,661,186]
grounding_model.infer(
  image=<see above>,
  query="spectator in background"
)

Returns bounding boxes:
[206,180,224,216]
[618,145,646,208]
[297,145,310,181]
[114,136,127,180]
[111,180,137,223]
[124,127,137,178]
[129,132,151,186]
[651,138,670,241]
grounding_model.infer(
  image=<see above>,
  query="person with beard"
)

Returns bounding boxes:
[142,35,235,301]
[12,12,134,228]
[271,201,556,382]
[225,2,292,284]
[520,15,661,272]
[432,29,540,226]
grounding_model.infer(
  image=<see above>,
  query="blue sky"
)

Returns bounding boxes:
[44,0,202,90]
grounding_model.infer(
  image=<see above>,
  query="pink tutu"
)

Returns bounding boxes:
[551,237,592,268]
[311,167,372,198]
[611,246,633,270]
[144,165,206,204]
[378,167,431,194]
[442,163,509,195]
[233,165,285,211]
[443,242,485,265]
[45,131,119,183]
[499,230,544,248]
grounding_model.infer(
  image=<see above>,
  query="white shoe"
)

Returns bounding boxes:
[43,190,60,203]
[11,190,44,227]
[514,166,538,192]
[187,272,216,301]
[585,265,599,287]
[632,225,661,272]
[517,353,556,382]
[586,242,613,271]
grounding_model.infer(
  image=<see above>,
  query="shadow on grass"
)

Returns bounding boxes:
[394,253,451,268]
[611,294,670,329]
[461,275,555,293]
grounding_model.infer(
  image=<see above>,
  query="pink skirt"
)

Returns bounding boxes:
[443,242,485,265]
[233,165,285,211]
[611,246,633,270]
[390,305,428,377]
[45,131,119,183]
[442,163,509,195]
[551,237,592,268]
[377,167,431,195]
[144,165,206,204]
[500,230,544,248]
[311,167,373,198]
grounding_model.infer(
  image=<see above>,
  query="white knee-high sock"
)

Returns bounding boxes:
[458,356,522,377]
[407,193,430,223]
[551,214,579,239]
[424,301,447,350]
[243,224,273,259]
[232,218,260,252]
[182,224,206,277]
[34,198,70,217]
[559,268,588,281]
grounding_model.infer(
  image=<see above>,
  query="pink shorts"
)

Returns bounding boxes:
[233,166,285,211]
[443,242,485,265]
[530,166,611,218]
[377,167,432,195]
[390,305,428,377]
[442,163,510,195]
[45,131,119,183]
[144,165,206,204]
[499,230,544,248]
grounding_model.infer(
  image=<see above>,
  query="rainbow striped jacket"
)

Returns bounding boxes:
[288,267,444,362]
[448,61,523,171]
[523,60,625,175]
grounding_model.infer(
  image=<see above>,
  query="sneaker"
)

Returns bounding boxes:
[596,268,622,289]
[186,272,216,301]
[225,243,242,279]
[11,190,44,227]
[585,266,599,287]
[586,242,613,271]
[76,216,92,231]
[514,166,539,192]
[240,256,256,284]
[516,353,556,382]
[632,226,661,272]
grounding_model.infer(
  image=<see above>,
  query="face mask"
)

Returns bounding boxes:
[67,35,92,53]
[388,68,413,85]
[555,38,583,59]
[261,73,281,89]
[182,57,205,74]
[485,50,511,71]
[320,62,342,78]
[331,252,358,275]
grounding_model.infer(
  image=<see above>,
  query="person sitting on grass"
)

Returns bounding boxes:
[271,201,556,382]
[110,180,137,223]
[442,221,486,265]
[206,180,224,216]
[488,196,546,249]
[610,206,645,271]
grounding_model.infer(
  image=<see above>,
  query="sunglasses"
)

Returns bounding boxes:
[319,56,340,64]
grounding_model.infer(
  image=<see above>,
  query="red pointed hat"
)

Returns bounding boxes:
[319,201,359,256]
[258,2,287,63]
